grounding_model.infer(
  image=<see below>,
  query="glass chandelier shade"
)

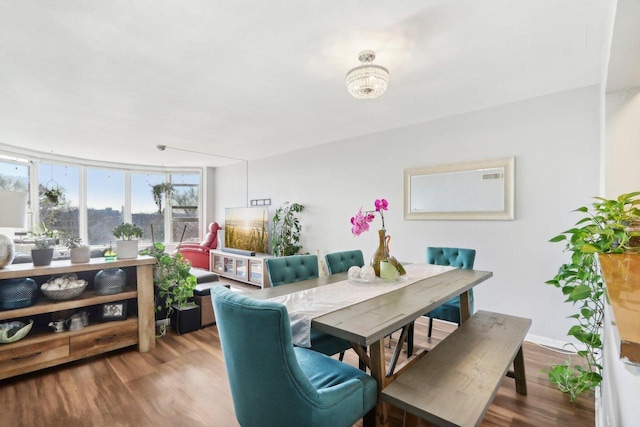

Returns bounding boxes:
[346,50,389,99]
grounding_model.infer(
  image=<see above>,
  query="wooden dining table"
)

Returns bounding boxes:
[249,265,493,427]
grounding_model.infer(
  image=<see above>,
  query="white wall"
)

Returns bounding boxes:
[215,85,601,343]
[604,88,640,197]
[213,162,248,218]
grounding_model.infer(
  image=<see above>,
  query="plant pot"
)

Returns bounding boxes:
[31,248,54,266]
[70,246,91,263]
[626,221,640,248]
[116,240,139,259]
[170,304,201,335]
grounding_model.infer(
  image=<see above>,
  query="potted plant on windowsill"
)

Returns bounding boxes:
[66,235,90,263]
[140,242,198,336]
[112,223,143,259]
[28,223,59,266]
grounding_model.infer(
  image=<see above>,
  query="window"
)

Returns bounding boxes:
[0,150,202,248]
[0,160,28,192]
[131,173,165,244]
[38,163,80,239]
[171,173,200,243]
[87,168,125,246]
[0,159,30,240]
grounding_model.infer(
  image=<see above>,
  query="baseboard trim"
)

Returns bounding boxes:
[524,333,585,352]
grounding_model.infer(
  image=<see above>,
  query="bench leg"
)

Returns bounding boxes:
[513,345,527,395]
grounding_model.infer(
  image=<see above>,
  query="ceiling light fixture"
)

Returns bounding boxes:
[346,50,389,99]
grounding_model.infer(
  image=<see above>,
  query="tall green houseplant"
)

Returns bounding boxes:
[546,192,640,402]
[272,202,304,257]
[140,242,197,336]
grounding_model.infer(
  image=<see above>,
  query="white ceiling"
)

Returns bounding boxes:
[0,0,612,168]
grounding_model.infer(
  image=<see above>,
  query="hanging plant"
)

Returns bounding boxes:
[151,183,174,214]
[43,186,64,205]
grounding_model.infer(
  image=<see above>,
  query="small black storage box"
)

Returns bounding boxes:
[0,277,38,310]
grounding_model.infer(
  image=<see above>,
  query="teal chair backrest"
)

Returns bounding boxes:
[325,250,365,275]
[266,255,352,358]
[266,254,319,287]
[427,247,476,269]
[426,246,476,326]
[212,286,377,427]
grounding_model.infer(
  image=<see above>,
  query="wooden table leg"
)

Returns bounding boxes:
[404,413,420,427]
[368,339,390,427]
[513,345,528,395]
[459,290,471,322]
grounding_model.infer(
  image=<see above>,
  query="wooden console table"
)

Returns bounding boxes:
[0,257,156,380]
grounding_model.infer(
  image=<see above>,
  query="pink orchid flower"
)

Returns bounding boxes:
[351,199,388,236]
[375,199,388,212]
[350,208,375,236]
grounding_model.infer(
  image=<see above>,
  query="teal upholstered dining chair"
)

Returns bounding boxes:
[325,250,365,275]
[266,254,352,360]
[424,247,476,338]
[212,286,377,427]
[324,249,368,370]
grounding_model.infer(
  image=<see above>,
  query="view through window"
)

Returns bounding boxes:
[38,163,80,240]
[171,173,200,243]
[87,168,125,246]
[0,155,202,248]
[0,160,28,192]
[132,173,165,244]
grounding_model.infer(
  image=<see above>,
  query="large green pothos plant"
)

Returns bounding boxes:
[546,191,640,402]
[272,202,304,257]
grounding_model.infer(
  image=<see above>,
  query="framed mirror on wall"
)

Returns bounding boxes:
[404,157,515,220]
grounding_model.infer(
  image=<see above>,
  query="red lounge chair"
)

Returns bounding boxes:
[177,222,221,270]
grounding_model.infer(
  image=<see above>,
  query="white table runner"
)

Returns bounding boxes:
[267,263,456,347]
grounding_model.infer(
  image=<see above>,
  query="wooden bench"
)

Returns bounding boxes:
[381,310,531,427]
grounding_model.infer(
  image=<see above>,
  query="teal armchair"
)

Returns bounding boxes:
[325,250,365,275]
[212,286,377,427]
[425,247,476,338]
[266,254,352,359]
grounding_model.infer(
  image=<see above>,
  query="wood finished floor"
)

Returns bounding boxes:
[0,285,595,427]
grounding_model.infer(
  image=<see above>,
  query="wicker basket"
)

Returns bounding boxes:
[41,281,88,301]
